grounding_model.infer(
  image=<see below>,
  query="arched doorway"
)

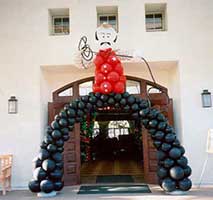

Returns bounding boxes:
[48,76,174,185]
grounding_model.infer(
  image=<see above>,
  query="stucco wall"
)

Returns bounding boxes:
[0,0,213,188]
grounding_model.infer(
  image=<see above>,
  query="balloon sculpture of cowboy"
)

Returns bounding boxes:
[77,22,156,94]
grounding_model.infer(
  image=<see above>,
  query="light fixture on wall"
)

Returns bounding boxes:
[201,90,212,108]
[8,96,18,114]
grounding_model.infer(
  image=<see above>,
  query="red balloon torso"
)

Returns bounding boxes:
[93,48,126,94]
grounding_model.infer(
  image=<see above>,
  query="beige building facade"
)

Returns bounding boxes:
[0,0,213,189]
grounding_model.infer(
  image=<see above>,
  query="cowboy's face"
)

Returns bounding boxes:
[95,26,117,49]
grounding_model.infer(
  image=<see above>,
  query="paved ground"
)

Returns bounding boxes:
[1,185,213,200]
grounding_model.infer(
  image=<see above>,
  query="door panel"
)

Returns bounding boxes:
[48,102,80,186]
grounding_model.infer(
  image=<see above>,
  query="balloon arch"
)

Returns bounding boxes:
[29,91,192,195]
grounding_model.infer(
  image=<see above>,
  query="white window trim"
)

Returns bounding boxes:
[145,11,166,32]
[52,15,70,35]
[97,13,118,31]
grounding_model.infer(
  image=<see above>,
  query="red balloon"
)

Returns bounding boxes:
[107,71,120,82]
[99,48,112,59]
[114,63,124,75]
[94,55,104,69]
[95,72,106,84]
[114,81,125,93]
[120,75,126,83]
[100,63,112,74]
[93,83,101,93]
[107,55,120,66]
[100,81,112,94]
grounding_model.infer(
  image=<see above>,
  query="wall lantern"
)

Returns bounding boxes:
[8,96,18,114]
[201,90,212,108]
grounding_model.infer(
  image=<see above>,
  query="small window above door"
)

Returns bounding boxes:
[126,80,141,94]
[79,81,93,96]
[58,87,73,96]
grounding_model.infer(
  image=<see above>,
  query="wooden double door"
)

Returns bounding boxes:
[48,94,174,185]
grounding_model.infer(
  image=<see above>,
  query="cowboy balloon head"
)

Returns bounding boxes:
[95,23,117,49]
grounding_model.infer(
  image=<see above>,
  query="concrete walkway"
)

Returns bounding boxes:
[1,185,213,200]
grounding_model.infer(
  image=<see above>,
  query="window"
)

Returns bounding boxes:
[58,87,73,97]
[98,15,117,31]
[79,81,93,96]
[52,16,69,35]
[49,8,70,35]
[97,6,118,31]
[126,80,141,94]
[145,3,167,32]
[108,120,130,139]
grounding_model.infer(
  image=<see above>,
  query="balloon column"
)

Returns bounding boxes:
[29,92,192,195]
[93,48,126,94]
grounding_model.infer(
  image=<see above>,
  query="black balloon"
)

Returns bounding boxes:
[47,144,57,153]
[161,178,176,192]
[38,149,49,161]
[154,131,165,140]
[55,139,64,147]
[40,180,54,193]
[29,180,41,193]
[157,113,166,121]
[183,165,192,177]
[165,133,176,143]
[170,166,184,180]
[61,128,69,135]
[157,122,167,131]
[147,109,160,119]
[148,119,158,128]
[161,143,172,152]
[55,162,64,169]
[51,121,60,130]
[40,141,48,149]
[177,156,188,167]
[67,108,76,117]
[68,118,75,126]
[44,135,53,144]
[52,152,63,162]
[108,97,115,105]
[33,167,46,181]
[163,158,174,168]
[52,130,62,139]
[178,178,192,191]
[127,95,135,105]
[157,150,167,161]
[114,93,122,101]
[54,181,64,191]
[169,147,182,159]
[50,169,63,180]
[59,119,68,127]
[139,100,149,109]
[59,110,67,118]
[157,167,168,178]
[42,159,56,172]
[139,108,150,118]
[120,98,127,106]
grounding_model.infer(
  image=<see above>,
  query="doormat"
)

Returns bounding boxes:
[78,184,151,194]
[96,175,134,183]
